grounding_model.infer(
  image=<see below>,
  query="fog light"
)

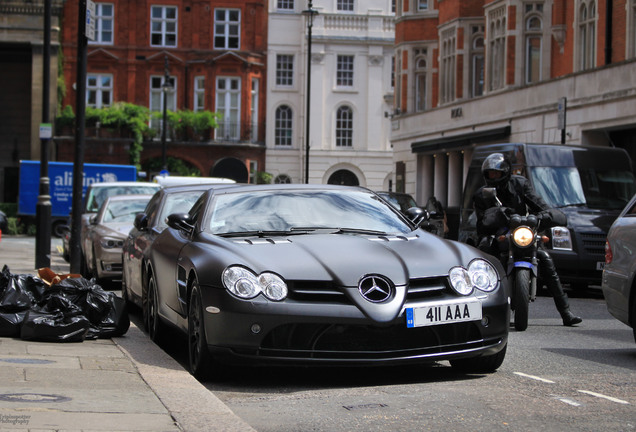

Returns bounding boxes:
[481,316,489,326]
[251,323,262,334]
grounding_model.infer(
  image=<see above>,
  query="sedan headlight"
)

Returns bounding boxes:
[449,259,499,295]
[222,266,288,301]
[100,237,124,248]
[512,226,534,247]
[551,226,573,251]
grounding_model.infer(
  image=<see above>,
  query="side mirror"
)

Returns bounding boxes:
[404,207,429,228]
[167,213,195,233]
[89,215,97,225]
[481,187,497,200]
[133,212,149,231]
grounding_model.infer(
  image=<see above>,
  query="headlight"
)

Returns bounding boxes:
[468,259,498,292]
[222,266,288,301]
[449,259,499,295]
[551,226,572,251]
[512,226,534,247]
[100,237,124,248]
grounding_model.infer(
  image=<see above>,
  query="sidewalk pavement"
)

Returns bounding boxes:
[0,235,256,432]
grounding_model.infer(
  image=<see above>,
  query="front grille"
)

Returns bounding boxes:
[580,232,606,257]
[258,321,484,360]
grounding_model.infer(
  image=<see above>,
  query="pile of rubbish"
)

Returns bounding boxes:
[0,265,129,342]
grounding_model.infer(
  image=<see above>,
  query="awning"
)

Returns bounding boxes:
[411,126,511,153]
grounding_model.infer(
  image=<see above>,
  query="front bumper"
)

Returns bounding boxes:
[199,282,509,366]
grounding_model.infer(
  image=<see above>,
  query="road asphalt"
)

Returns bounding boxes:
[0,235,255,432]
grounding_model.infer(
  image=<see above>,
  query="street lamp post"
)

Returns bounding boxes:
[302,1,318,184]
[161,56,172,172]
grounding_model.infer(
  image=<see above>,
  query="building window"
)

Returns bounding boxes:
[391,55,395,88]
[440,29,456,103]
[413,49,427,111]
[488,8,506,91]
[194,76,205,111]
[277,0,294,10]
[578,0,596,70]
[337,0,354,12]
[86,73,113,108]
[214,9,240,49]
[417,0,428,11]
[276,54,294,87]
[335,106,353,147]
[216,77,241,140]
[470,26,485,97]
[525,15,543,83]
[336,55,354,87]
[275,105,293,146]
[150,75,176,132]
[89,3,113,45]
[250,78,259,142]
[150,6,177,47]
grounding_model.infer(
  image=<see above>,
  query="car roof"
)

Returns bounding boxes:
[161,183,239,193]
[88,181,159,188]
[103,193,155,202]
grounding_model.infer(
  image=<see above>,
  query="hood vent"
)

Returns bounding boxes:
[234,238,292,245]
[368,234,418,242]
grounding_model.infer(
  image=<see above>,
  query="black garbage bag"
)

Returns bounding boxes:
[0,265,45,312]
[39,277,130,339]
[20,310,90,342]
[0,310,29,337]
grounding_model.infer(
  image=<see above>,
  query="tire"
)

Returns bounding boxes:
[146,275,165,344]
[513,268,530,331]
[188,280,213,380]
[450,344,507,373]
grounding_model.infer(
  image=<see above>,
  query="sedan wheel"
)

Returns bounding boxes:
[188,281,212,380]
[146,275,164,344]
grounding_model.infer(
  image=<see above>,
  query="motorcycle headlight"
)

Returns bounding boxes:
[222,266,288,301]
[512,226,534,247]
[449,259,499,295]
[100,237,124,249]
[551,226,573,251]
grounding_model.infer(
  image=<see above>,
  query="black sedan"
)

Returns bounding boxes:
[122,183,221,318]
[145,184,509,380]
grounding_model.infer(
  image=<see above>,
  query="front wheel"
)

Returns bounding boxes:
[513,268,530,331]
[146,275,165,344]
[188,280,213,380]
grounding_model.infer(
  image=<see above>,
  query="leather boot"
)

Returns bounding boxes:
[553,293,583,326]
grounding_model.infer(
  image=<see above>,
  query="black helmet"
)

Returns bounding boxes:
[481,153,511,187]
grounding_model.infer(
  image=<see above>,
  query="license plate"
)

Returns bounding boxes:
[406,300,482,328]
[596,261,605,271]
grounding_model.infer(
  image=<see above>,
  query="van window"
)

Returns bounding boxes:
[530,167,636,210]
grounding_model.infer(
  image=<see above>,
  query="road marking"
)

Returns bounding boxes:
[578,390,630,405]
[554,397,582,407]
[514,372,555,383]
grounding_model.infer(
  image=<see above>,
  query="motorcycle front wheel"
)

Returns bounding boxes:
[513,268,530,331]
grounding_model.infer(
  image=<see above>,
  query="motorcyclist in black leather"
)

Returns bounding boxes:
[473,153,582,327]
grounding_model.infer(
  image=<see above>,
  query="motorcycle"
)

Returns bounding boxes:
[481,188,550,331]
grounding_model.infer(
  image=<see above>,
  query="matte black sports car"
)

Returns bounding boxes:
[145,184,509,379]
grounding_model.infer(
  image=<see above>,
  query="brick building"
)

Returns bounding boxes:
[390,0,636,237]
[59,0,269,182]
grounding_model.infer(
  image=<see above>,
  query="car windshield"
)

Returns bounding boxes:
[530,167,636,210]
[86,185,160,212]
[205,189,412,235]
[103,200,150,223]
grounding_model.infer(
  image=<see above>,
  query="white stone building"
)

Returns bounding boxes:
[266,0,396,189]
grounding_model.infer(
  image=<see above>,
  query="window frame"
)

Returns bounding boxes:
[336,54,355,88]
[335,105,353,148]
[150,5,178,47]
[193,76,205,112]
[88,2,114,45]
[274,105,293,147]
[276,54,295,87]
[86,73,113,108]
[214,8,241,50]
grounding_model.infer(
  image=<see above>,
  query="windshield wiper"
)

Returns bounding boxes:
[556,203,587,208]
[217,228,318,238]
[331,227,389,236]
